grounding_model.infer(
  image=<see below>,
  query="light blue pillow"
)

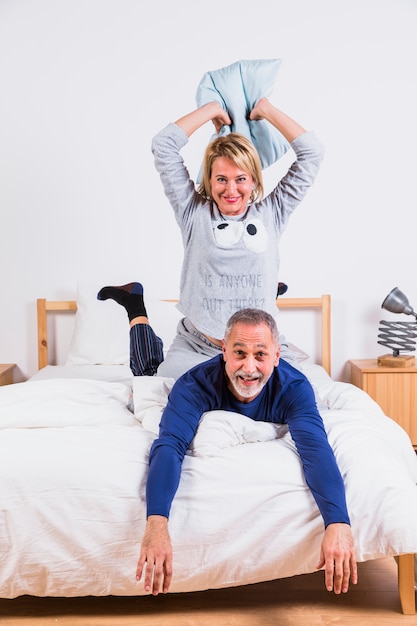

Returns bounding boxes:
[196,59,290,172]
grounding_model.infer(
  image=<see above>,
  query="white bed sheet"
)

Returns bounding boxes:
[30,364,133,386]
[0,365,416,598]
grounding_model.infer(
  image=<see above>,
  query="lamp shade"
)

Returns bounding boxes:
[381,287,416,318]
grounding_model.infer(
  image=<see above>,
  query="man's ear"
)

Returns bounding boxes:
[274,345,281,366]
[221,339,227,359]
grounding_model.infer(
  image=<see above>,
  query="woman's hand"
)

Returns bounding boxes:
[176,101,231,138]
[211,104,232,134]
[250,97,306,141]
[249,97,270,121]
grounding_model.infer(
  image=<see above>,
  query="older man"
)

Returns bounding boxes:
[135,307,357,597]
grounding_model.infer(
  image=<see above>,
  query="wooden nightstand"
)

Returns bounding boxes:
[0,364,16,386]
[349,359,417,449]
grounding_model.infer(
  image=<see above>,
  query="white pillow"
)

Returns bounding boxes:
[0,378,135,428]
[133,375,175,434]
[66,281,130,366]
[188,410,289,457]
[283,341,309,363]
[65,282,182,366]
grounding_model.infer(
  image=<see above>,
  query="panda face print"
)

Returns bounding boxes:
[213,218,268,253]
[242,218,268,253]
[214,221,244,247]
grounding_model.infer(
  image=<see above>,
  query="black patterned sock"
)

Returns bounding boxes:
[97,282,147,321]
[277,282,288,297]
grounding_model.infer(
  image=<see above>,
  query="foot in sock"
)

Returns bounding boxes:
[97,282,147,321]
[277,282,288,297]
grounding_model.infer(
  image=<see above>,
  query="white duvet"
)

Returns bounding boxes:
[0,365,416,598]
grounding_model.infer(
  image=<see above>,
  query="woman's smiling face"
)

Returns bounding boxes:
[210,156,254,216]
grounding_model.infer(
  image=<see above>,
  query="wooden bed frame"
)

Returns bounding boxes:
[36,296,332,372]
[37,299,77,370]
[35,295,416,614]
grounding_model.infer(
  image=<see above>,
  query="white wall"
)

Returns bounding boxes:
[1,0,416,382]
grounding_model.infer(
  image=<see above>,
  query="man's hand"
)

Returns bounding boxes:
[136,515,173,595]
[316,523,358,594]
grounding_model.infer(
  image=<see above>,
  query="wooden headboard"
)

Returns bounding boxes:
[36,295,331,374]
[37,299,77,370]
[276,295,331,375]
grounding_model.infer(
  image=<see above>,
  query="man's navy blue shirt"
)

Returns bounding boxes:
[147,355,350,528]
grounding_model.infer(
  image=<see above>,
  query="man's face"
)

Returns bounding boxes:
[222,322,280,403]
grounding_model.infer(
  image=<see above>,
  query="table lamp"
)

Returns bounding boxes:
[377,287,417,367]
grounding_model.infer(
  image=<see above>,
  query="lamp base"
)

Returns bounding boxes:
[377,354,416,368]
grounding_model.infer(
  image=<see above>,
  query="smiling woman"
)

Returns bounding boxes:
[149,93,325,380]
[203,135,262,214]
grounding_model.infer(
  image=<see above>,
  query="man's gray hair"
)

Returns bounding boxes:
[224,308,280,346]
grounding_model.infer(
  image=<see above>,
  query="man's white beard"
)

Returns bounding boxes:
[228,370,265,399]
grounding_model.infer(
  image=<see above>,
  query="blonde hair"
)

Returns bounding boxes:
[198,133,264,203]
